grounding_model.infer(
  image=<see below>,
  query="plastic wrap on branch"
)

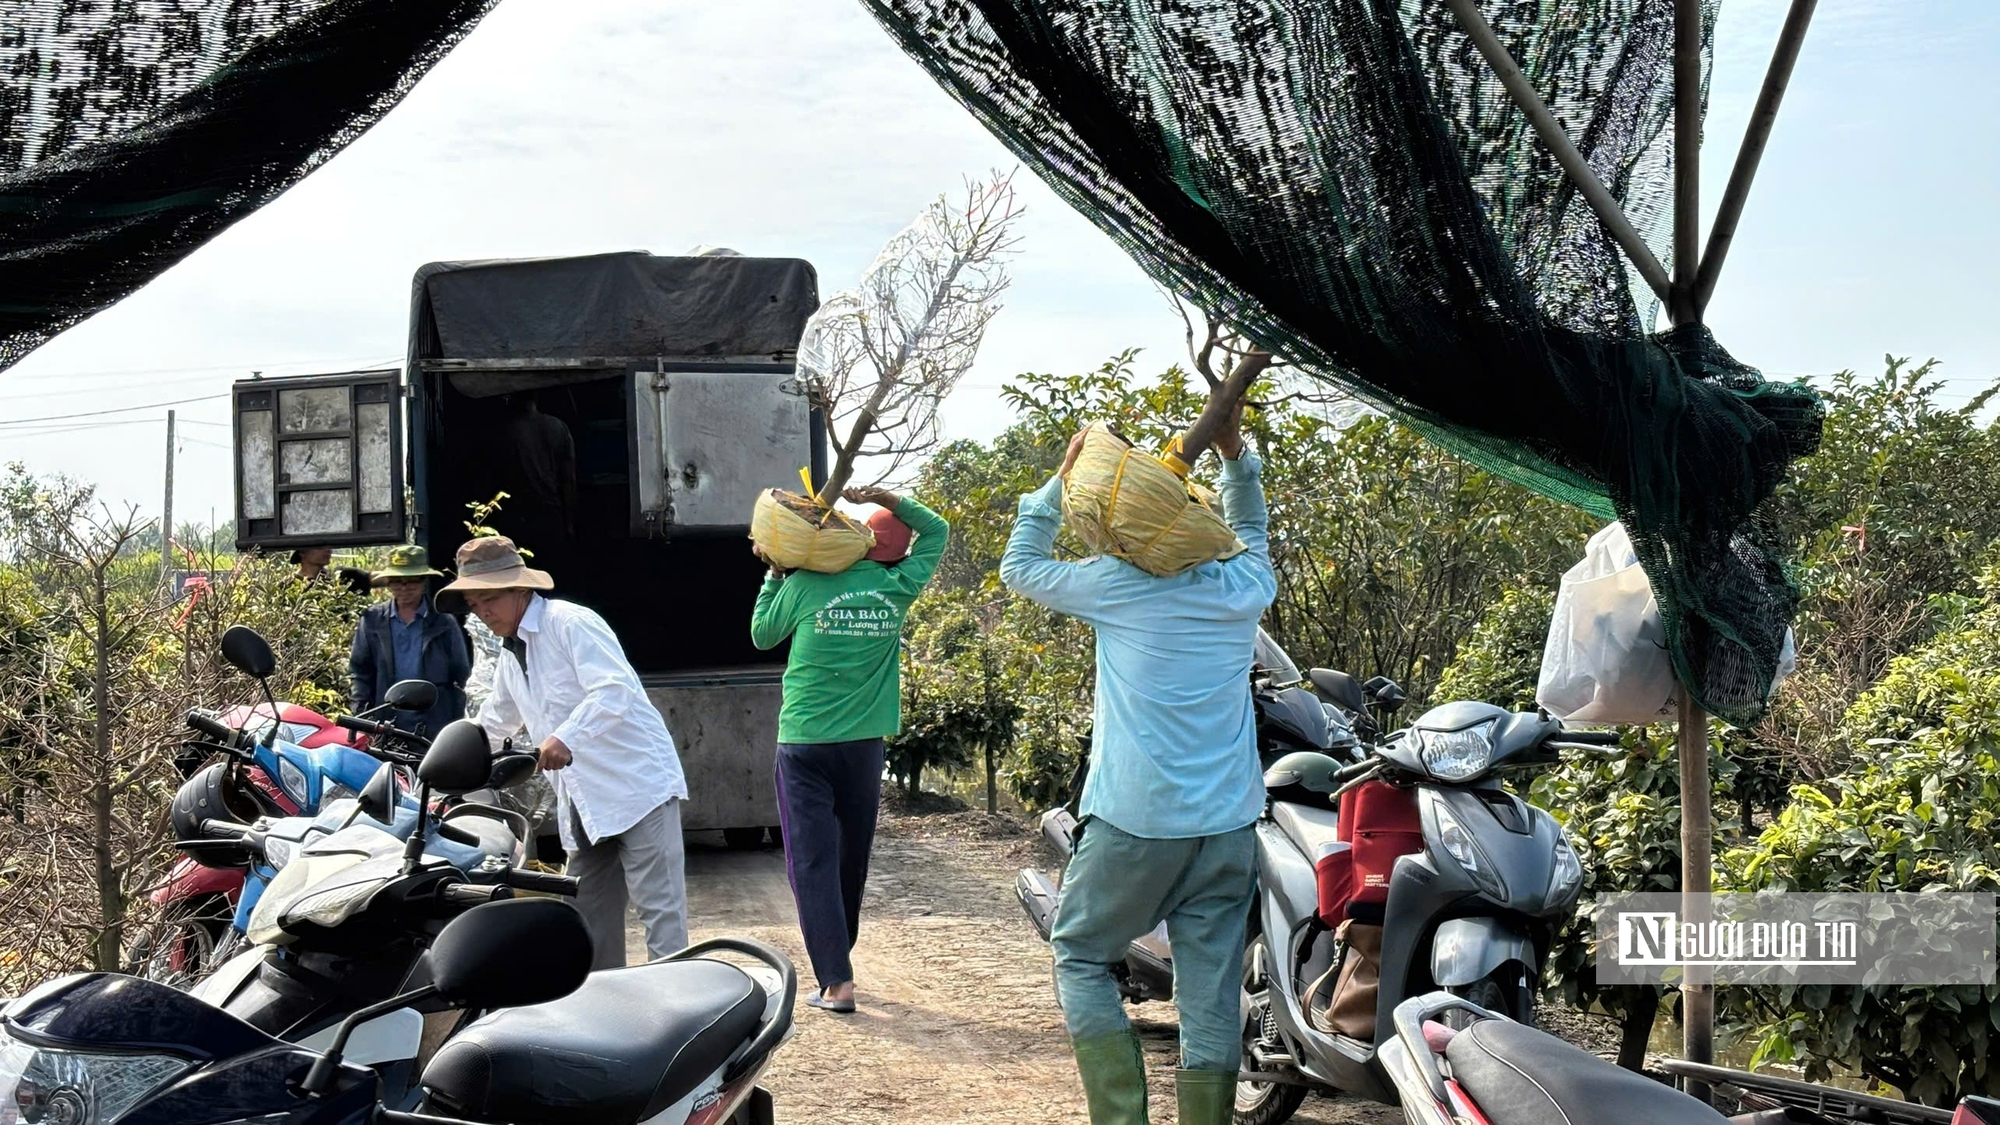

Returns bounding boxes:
[801,170,1024,503]
[0,0,500,373]
[859,0,1823,724]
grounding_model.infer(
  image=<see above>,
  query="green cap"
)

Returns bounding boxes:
[372,544,444,586]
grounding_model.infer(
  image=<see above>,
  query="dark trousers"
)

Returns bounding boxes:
[774,738,884,989]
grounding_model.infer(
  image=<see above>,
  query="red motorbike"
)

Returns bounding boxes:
[136,702,372,984]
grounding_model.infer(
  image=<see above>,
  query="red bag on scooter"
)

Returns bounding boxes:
[1314,779,1422,925]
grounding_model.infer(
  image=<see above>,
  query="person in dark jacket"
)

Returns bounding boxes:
[349,545,470,736]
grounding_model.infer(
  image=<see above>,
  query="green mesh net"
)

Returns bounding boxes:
[862,0,1822,724]
[0,0,499,373]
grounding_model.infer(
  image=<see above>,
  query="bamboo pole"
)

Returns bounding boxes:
[1671,0,1714,1101]
[1678,692,1716,1101]
[1442,0,1673,305]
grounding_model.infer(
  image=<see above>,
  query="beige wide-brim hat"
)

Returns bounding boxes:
[439,535,554,592]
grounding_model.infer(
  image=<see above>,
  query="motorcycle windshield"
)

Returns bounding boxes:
[1254,628,1303,687]
[245,825,403,946]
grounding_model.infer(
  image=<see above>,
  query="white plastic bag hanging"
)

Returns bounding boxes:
[1537,522,1679,724]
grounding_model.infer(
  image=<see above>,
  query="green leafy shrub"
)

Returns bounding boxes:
[890,591,1023,805]
[1433,585,1555,709]
[1720,570,2000,1105]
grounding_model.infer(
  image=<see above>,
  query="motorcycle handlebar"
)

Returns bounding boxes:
[1552,728,1623,747]
[1332,758,1379,785]
[498,868,579,896]
[185,711,236,744]
[439,883,513,907]
[337,715,388,738]
[199,818,248,840]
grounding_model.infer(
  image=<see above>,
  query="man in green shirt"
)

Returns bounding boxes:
[751,485,948,1013]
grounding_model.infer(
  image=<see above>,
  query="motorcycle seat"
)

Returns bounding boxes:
[421,958,765,1125]
[1445,1018,1731,1125]
[1272,800,1343,859]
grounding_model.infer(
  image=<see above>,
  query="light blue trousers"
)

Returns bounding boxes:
[1050,817,1257,1071]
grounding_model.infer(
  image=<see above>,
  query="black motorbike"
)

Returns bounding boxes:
[0,713,796,1125]
[0,895,795,1125]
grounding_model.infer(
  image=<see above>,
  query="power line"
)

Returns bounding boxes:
[0,391,228,427]
[1,413,242,441]
[0,371,236,403]
[0,418,169,439]
[0,354,401,385]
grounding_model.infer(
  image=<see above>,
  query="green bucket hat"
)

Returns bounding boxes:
[372,544,444,586]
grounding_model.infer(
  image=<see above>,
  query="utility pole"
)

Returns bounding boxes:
[161,410,176,586]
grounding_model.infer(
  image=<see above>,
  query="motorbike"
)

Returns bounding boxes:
[1381,991,1998,1125]
[1234,700,1619,1124]
[135,627,440,984]
[1015,629,1393,1005]
[171,714,750,1115]
[0,893,795,1125]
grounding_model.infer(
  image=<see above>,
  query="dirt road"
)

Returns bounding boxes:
[640,807,1402,1125]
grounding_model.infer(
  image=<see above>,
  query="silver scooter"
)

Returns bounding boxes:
[1237,703,1619,1124]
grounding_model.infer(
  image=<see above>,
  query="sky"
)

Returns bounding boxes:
[0,0,1994,522]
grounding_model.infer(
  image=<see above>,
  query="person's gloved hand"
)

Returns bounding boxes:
[1061,429,1088,477]
[752,542,790,579]
[842,486,901,509]
[1214,397,1247,461]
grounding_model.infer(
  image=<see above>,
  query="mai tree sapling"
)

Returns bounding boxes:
[798,170,1024,510]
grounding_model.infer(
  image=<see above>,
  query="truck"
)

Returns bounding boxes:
[231,250,825,848]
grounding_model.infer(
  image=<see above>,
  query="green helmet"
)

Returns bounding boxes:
[1263,751,1345,795]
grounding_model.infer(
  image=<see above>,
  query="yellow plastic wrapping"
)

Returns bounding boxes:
[1060,423,1245,577]
[750,488,876,574]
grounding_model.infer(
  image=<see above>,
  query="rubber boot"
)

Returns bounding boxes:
[1071,1030,1150,1125]
[1175,1069,1235,1125]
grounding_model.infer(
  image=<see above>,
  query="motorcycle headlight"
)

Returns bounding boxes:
[1548,832,1583,905]
[1432,803,1507,901]
[260,836,295,872]
[1417,721,1496,782]
[0,1030,190,1124]
[276,759,308,807]
[246,851,372,946]
[287,878,381,930]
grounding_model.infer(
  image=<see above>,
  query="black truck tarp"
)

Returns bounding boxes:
[405,250,821,677]
[408,252,821,396]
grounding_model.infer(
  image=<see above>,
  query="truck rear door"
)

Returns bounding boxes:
[628,363,814,536]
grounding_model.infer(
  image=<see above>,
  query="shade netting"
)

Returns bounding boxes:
[862,0,1822,724]
[0,0,498,373]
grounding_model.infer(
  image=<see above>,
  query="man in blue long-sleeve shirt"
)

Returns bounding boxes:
[1001,403,1276,1125]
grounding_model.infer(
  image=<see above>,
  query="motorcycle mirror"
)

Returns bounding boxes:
[219,625,277,679]
[1308,668,1367,713]
[1364,676,1409,712]
[384,679,439,713]
[358,762,397,824]
[429,899,593,1009]
[419,721,495,796]
[487,753,536,791]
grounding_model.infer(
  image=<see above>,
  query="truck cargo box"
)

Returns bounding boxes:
[232,251,825,838]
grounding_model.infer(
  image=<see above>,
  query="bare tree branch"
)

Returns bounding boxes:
[801,169,1025,503]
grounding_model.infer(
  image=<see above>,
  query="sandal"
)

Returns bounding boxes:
[806,988,856,1014]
